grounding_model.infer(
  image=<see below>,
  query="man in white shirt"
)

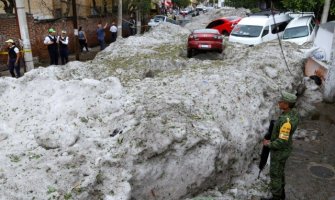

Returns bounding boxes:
[58,30,69,65]
[5,39,21,78]
[43,28,59,65]
[110,22,117,43]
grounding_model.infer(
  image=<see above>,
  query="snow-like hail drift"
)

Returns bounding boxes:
[0,7,324,200]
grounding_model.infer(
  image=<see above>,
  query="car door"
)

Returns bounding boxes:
[261,25,272,43]
[309,17,317,42]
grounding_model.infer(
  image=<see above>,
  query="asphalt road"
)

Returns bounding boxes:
[286,102,335,200]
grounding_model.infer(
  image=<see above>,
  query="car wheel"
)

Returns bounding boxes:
[187,49,193,58]
[218,49,223,54]
[222,31,229,36]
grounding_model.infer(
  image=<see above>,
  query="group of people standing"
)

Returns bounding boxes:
[44,22,118,65]
[5,20,129,77]
[96,21,118,50]
[43,28,69,65]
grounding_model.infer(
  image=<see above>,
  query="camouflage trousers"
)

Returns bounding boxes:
[270,151,290,200]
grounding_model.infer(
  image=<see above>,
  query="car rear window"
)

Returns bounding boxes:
[206,20,224,28]
[154,16,165,22]
[193,29,219,34]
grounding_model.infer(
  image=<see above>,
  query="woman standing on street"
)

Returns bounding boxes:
[78,26,89,52]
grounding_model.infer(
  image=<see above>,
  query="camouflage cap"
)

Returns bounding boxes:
[280,91,297,103]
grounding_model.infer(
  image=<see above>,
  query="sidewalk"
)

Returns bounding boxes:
[0,45,101,77]
[285,102,335,200]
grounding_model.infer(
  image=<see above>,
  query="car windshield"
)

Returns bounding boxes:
[283,26,309,39]
[230,25,263,37]
[154,16,165,22]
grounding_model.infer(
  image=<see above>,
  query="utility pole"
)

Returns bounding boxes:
[136,10,141,34]
[15,0,34,71]
[72,0,79,60]
[321,0,331,24]
[117,0,122,37]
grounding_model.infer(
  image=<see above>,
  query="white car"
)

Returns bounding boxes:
[148,15,177,27]
[229,11,292,46]
[282,15,318,45]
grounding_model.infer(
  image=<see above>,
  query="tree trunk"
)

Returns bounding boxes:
[265,0,271,9]
[92,0,99,14]
[321,0,331,23]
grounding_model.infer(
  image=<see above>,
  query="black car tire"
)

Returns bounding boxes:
[218,49,223,54]
[187,49,193,58]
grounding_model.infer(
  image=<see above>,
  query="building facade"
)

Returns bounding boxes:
[0,0,114,19]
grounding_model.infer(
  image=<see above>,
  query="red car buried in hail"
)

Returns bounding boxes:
[187,29,223,58]
[206,16,242,36]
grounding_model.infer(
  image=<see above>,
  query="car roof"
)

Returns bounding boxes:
[238,14,290,26]
[239,16,271,26]
[286,16,313,28]
[193,29,219,34]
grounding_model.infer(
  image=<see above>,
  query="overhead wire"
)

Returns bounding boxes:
[270,2,307,96]
[270,8,293,76]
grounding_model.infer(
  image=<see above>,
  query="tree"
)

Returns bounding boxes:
[281,0,335,20]
[172,0,190,8]
[281,0,320,12]
[92,0,101,15]
[224,0,335,20]
[224,0,259,9]
[0,0,15,14]
[321,0,331,23]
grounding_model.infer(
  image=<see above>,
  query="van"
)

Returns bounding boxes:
[229,12,292,45]
[282,15,317,45]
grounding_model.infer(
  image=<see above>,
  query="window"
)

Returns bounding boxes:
[231,25,263,37]
[154,16,165,22]
[283,26,309,39]
[262,26,269,37]
[271,21,289,34]
[206,20,224,28]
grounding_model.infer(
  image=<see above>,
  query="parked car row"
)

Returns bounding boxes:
[228,11,318,46]
[187,11,318,58]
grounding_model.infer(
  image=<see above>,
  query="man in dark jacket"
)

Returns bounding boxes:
[6,39,21,78]
[43,28,59,65]
[262,91,300,200]
[58,30,69,65]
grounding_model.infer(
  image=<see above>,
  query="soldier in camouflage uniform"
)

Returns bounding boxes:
[262,91,300,200]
